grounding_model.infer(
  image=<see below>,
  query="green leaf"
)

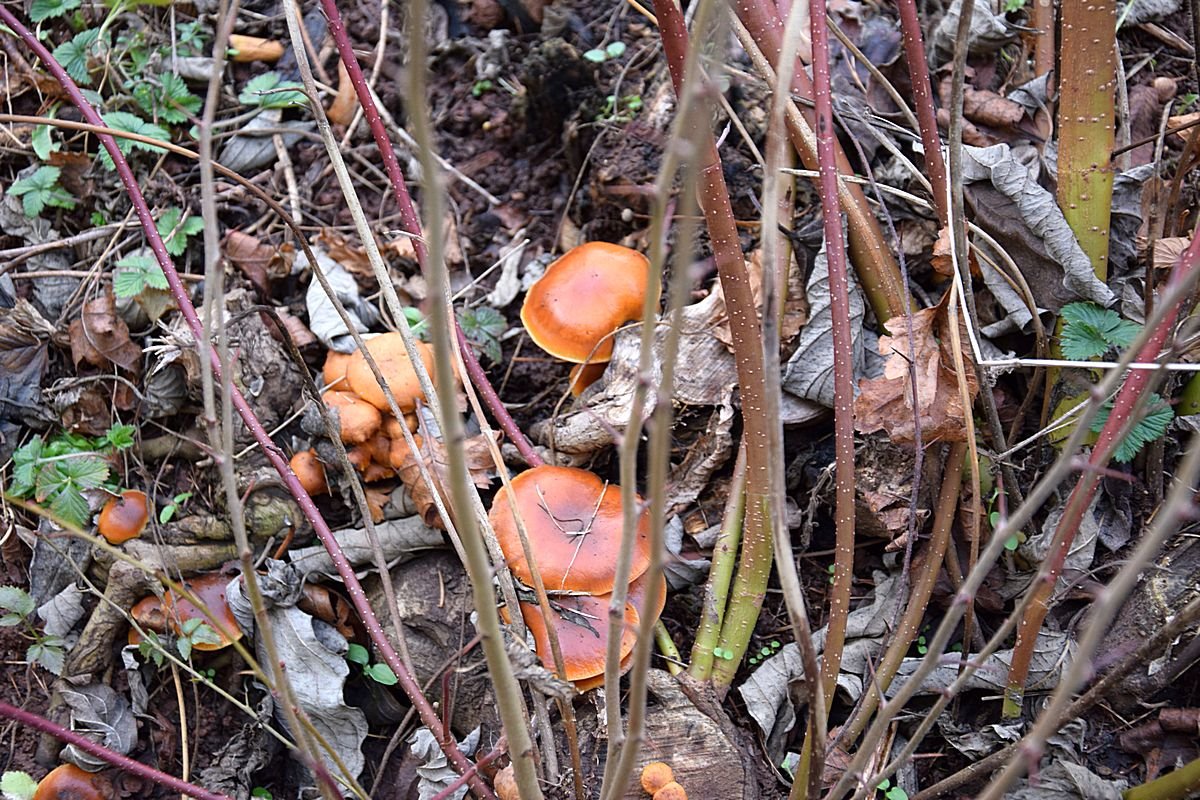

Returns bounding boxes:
[0,615,25,628]
[0,586,35,617]
[156,207,204,256]
[27,640,65,675]
[458,306,506,364]
[31,122,59,161]
[885,787,909,800]
[51,29,102,85]
[582,48,607,63]
[1060,302,1143,361]
[10,438,44,497]
[1090,394,1174,463]
[188,622,223,648]
[346,642,369,665]
[250,787,273,800]
[96,111,170,170]
[30,0,81,21]
[113,253,169,297]
[176,635,193,661]
[58,455,109,489]
[7,166,76,217]
[365,663,397,685]
[1,770,39,800]
[102,423,136,450]
[238,71,306,109]
[605,41,626,59]
[48,485,89,528]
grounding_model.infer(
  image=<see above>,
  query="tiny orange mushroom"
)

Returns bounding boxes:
[322,390,383,445]
[641,762,675,795]
[653,781,688,800]
[97,490,149,545]
[345,333,436,412]
[290,449,328,496]
[521,242,655,365]
[322,350,353,392]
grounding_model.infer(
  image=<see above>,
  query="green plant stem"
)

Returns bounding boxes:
[399,0,542,795]
[654,621,683,675]
[687,445,746,680]
[1123,757,1200,800]
[1057,0,1117,280]
[649,0,778,696]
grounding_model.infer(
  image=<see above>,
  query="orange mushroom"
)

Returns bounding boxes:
[514,590,639,686]
[322,389,382,445]
[322,350,353,391]
[345,333,436,412]
[520,242,655,364]
[161,572,242,651]
[653,782,688,800]
[570,569,666,691]
[97,490,149,545]
[641,762,675,795]
[32,763,105,800]
[568,360,608,397]
[290,449,328,496]
[127,594,166,647]
[488,465,651,594]
[228,34,284,63]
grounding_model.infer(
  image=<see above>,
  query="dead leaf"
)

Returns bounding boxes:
[962,85,1025,129]
[69,291,142,373]
[327,59,356,127]
[224,230,283,296]
[853,298,978,444]
[395,426,499,529]
[1154,237,1191,271]
[0,299,53,461]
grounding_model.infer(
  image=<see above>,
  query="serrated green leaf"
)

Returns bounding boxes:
[58,455,108,488]
[176,635,192,661]
[51,29,101,85]
[1,769,39,800]
[0,586,35,617]
[346,642,369,665]
[1090,394,1174,463]
[114,253,169,296]
[7,166,76,217]
[157,207,203,256]
[49,485,89,527]
[96,111,170,170]
[189,622,222,647]
[30,0,81,21]
[34,461,66,502]
[1060,302,1143,361]
[27,641,64,675]
[365,663,397,685]
[238,72,306,109]
[103,423,136,450]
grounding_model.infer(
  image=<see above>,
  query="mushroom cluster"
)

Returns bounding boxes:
[521,242,656,396]
[488,465,664,689]
[291,332,436,496]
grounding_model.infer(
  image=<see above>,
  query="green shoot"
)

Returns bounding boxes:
[156,206,204,255]
[114,253,169,297]
[346,642,399,685]
[175,617,221,661]
[158,491,193,524]
[1,770,38,800]
[471,79,493,97]
[583,41,627,63]
[133,72,202,124]
[97,111,170,170]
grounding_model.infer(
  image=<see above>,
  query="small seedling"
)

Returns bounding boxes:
[1002,0,1026,11]
[471,79,494,97]
[159,492,194,524]
[7,165,77,217]
[250,788,273,800]
[583,41,627,63]
[347,642,398,685]
[876,778,909,800]
[827,563,836,584]
[457,306,507,364]
[0,586,67,675]
[132,72,202,125]
[113,253,170,298]
[596,93,644,122]
[915,634,928,656]
[175,617,221,661]
[156,206,205,256]
[97,110,170,171]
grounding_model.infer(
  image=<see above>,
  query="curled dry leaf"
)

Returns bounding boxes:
[853,299,978,445]
[68,290,142,373]
[224,230,286,296]
[395,425,500,529]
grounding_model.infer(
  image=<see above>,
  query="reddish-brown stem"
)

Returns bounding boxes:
[809,0,856,711]
[428,735,507,800]
[1004,233,1200,714]
[317,0,542,467]
[894,0,948,224]
[0,701,231,800]
[0,9,490,796]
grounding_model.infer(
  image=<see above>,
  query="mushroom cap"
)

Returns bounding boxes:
[520,242,654,363]
[32,763,105,800]
[517,590,639,685]
[489,465,650,594]
[345,334,435,412]
[322,389,383,445]
[163,573,242,651]
[641,762,676,795]
[290,449,328,496]
[493,764,519,800]
[653,781,688,800]
[97,490,149,545]
[322,350,353,392]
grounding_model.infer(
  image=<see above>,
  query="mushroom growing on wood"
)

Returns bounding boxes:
[345,333,436,412]
[509,590,639,687]
[97,490,149,544]
[161,572,242,651]
[322,390,383,445]
[521,242,656,395]
[488,465,650,594]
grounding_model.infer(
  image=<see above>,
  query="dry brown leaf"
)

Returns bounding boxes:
[930,226,980,279]
[1153,237,1191,271]
[395,427,499,529]
[962,86,1025,129]
[327,60,356,127]
[224,230,282,295]
[853,298,977,445]
[69,291,141,372]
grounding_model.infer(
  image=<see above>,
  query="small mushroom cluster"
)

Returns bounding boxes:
[488,465,664,689]
[641,762,687,800]
[291,332,437,496]
[521,241,656,396]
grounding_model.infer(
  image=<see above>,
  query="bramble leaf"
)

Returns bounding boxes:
[1090,393,1174,463]
[1060,302,1142,361]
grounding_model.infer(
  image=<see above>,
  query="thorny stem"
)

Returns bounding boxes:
[0,702,232,800]
[651,0,777,697]
[0,8,488,797]
[401,0,543,795]
[894,0,948,223]
[317,0,542,468]
[1003,235,1200,714]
